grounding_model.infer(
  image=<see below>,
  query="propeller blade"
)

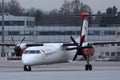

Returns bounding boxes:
[73,49,82,61]
[73,52,78,61]
[73,47,87,61]
[80,35,85,47]
[19,37,25,46]
[71,36,77,44]
[11,36,16,45]
[80,51,87,60]
[78,49,87,60]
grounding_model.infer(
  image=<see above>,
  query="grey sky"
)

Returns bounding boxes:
[5,0,120,13]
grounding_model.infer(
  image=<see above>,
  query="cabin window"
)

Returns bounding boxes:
[36,50,41,54]
[24,50,41,54]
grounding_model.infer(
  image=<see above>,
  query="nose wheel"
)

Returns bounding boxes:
[24,65,31,71]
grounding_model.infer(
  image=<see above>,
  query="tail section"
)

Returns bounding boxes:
[67,13,94,71]
[80,13,89,42]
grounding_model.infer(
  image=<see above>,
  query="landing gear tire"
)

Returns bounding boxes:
[24,65,31,71]
[85,64,92,71]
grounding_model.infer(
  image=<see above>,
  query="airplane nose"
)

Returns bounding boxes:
[22,54,31,65]
[22,54,46,65]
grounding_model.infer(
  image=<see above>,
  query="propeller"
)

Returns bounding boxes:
[11,36,26,56]
[66,36,91,61]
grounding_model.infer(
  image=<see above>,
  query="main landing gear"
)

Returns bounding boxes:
[85,57,92,71]
[24,65,31,71]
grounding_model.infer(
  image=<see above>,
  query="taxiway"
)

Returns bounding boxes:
[0,60,120,80]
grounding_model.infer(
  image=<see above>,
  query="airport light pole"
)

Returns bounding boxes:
[1,0,5,53]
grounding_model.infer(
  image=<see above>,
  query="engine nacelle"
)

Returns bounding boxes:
[82,46,95,57]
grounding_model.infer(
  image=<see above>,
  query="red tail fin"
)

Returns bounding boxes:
[80,13,89,42]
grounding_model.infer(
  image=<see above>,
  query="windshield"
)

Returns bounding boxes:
[24,50,41,54]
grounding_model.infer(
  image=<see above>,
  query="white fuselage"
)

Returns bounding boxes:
[22,43,87,66]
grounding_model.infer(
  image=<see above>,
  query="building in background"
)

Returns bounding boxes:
[0,13,35,41]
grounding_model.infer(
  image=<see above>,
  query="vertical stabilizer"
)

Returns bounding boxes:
[80,13,89,42]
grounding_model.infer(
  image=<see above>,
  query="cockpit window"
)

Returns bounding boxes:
[24,50,41,54]
[30,50,35,53]
[24,50,29,54]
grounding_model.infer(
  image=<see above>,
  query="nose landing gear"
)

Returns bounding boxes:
[24,65,31,71]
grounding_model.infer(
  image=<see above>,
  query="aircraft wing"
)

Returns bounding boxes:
[0,43,15,46]
[0,43,43,47]
[63,41,120,46]
[0,41,119,47]
[26,43,43,47]
[0,43,74,47]
[63,43,78,46]
[89,41,120,45]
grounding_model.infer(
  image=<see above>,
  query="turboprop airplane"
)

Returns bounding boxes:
[21,13,120,71]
